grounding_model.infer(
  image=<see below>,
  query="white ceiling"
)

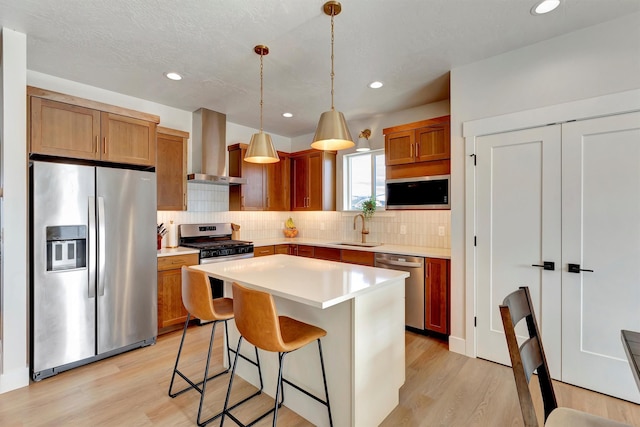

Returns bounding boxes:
[1,0,639,137]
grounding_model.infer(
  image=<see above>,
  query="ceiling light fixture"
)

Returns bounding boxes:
[356,129,372,152]
[245,45,280,164]
[369,81,383,89]
[164,72,182,81]
[282,112,293,118]
[531,0,560,15]
[311,1,354,151]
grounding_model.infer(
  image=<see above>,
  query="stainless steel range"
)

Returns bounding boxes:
[178,223,254,264]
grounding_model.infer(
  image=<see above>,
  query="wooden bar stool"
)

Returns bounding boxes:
[168,267,264,427]
[221,282,333,427]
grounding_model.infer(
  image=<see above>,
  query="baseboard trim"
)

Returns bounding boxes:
[448,336,466,355]
[0,366,30,394]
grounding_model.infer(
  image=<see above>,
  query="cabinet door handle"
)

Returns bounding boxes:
[103,137,107,154]
[416,143,419,158]
[410,143,413,158]
[95,135,99,153]
[568,263,594,273]
[531,261,555,271]
[241,196,245,208]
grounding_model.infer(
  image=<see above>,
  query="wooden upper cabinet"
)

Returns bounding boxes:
[30,97,101,160]
[290,150,336,211]
[383,115,451,179]
[157,127,188,211]
[28,86,160,168]
[415,124,450,162]
[101,113,156,167]
[228,143,289,211]
[385,130,415,166]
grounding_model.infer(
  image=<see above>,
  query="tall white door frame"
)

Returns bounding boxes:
[463,88,640,360]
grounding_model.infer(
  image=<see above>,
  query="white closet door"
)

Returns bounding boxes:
[561,111,640,403]
[476,126,562,376]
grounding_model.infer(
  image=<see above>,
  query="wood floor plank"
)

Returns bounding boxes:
[0,327,638,426]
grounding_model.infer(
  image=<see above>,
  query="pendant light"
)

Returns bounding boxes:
[311,1,354,151]
[245,45,280,164]
[356,129,371,152]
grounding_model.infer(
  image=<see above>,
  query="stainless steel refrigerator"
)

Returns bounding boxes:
[30,160,157,381]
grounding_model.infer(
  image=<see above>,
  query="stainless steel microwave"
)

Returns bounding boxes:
[385,174,450,210]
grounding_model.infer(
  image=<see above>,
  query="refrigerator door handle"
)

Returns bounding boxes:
[88,196,97,299]
[98,196,106,297]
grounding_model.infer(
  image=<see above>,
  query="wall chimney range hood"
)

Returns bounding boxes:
[187,108,247,185]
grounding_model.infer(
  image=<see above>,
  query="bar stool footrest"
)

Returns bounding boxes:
[169,367,230,398]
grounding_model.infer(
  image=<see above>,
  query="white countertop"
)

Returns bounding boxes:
[251,237,451,259]
[156,247,199,257]
[192,254,409,309]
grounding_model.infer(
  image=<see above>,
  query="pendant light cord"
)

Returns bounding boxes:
[330,10,335,111]
[259,51,264,132]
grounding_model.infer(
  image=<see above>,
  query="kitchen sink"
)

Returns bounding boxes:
[331,242,383,247]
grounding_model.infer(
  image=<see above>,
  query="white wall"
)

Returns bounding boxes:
[449,12,640,355]
[0,28,29,393]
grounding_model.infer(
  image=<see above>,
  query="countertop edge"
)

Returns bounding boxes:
[250,238,451,259]
[157,247,200,257]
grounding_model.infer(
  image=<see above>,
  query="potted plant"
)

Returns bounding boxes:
[361,196,376,221]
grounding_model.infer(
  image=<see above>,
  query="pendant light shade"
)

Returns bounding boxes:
[245,131,279,163]
[245,45,279,164]
[312,110,354,150]
[311,1,354,151]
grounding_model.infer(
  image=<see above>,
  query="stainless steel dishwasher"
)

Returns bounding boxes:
[375,253,425,330]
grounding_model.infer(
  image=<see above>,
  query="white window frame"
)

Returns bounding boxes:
[343,149,385,212]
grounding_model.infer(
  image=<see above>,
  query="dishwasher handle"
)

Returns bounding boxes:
[375,258,423,268]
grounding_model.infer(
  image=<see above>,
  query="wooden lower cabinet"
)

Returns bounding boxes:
[157,253,199,334]
[254,245,275,257]
[297,245,315,258]
[425,258,449,334]
[275,244,291,254]
[341,249,375,266]
[314,247,341,262]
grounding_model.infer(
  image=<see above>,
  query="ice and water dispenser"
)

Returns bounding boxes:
[46,225,87,271]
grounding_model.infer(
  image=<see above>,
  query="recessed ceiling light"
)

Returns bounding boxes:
[164,72,182,81]
[531,0,560,15]
[282,112,293,118]
[368,81,384,89]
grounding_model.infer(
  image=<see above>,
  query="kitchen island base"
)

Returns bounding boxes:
[223,280,404,427]
[193,255,407,427]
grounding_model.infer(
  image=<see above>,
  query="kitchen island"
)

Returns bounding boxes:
[192,254,408,427]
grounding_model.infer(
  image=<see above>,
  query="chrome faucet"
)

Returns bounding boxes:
[354,214,369,243]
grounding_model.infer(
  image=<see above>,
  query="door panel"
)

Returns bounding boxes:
[97,167,157,354]
[561,112,640,403]
[31,162,96,373]
[476,126,562,376]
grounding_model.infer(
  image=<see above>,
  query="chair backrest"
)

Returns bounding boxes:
[181,267,219,321]
[231,282,286,353]
[500,286,557,427]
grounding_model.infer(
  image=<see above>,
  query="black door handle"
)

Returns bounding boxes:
[568,263,594,273]
[531,261,555,271]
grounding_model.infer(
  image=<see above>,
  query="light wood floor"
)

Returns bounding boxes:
[1,326,639,426]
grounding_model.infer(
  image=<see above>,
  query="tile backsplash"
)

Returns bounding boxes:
[157,183,450,248]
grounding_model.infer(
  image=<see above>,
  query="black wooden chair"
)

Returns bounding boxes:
[500,286,630,427]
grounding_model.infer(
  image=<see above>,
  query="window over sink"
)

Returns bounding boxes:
[344,149,386,211]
